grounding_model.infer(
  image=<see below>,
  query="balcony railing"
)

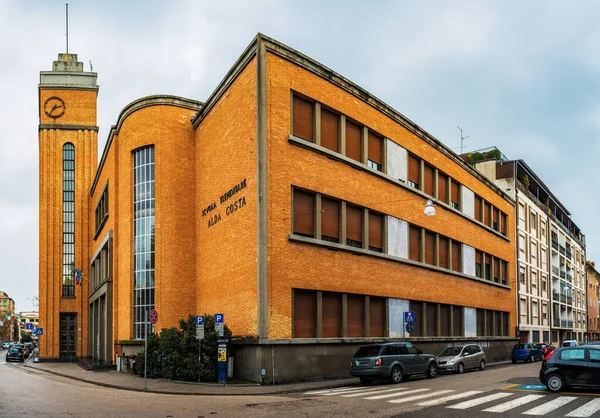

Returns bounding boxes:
[566,249,572,259]
[567,296,573,305]
[552,266,559,275]
[552,319,574,328]
[560,270,566,279]
[553,318,560,327]
[552,240,559,250]
[566,274,573,282]
[559,245,566,256]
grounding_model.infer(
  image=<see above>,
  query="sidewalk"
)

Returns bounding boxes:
[22,358,513,396]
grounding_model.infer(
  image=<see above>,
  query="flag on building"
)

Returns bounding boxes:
[72,268,83,286]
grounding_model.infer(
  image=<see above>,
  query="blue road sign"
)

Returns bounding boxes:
[405,322,415,333]
[33,328,43,336]
[215,314,224,324]
[196,316,205,326]
[404,311,415,323]
[26,322,33,330]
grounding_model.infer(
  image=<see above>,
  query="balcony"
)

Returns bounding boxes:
[553,292,568,303]
[559,245,566,256]
[552,266,559,276]
[566,249,572,259]
[566,273,573,283]
[553,319,574,328]
[560,270,566,279]
[552,240,559,251]
[566,296,573,305]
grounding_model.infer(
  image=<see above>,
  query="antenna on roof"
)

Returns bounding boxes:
[457,126,470,155]
[65,3,69,54]
[89,60,93,72]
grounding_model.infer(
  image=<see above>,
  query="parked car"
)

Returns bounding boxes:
[5,346,25,363]
[512,343,543,363]
[437,344,486,374]
[0,342,7,349]
[538,343,554,358]
[582,341,600,346]
[350,342,438,384]
[540,346,600,392]
[562,340,578,347]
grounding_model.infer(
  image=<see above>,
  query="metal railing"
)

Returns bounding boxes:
[552,241,559,250]
[552,266,559,275]
[559,245,566,256]
[560,270,566,279]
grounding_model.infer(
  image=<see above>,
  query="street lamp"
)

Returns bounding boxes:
[424,199,436,217]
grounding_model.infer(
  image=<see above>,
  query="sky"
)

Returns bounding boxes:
[1,0,600,312]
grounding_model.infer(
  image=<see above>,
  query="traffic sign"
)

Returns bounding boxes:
[405,322,414,333]
[34,328,43,336]
[196,316,205,326]
[26,322,33,330]
[196,327,205,340]
[404,311,415,323]
[149,309,158,325]
[215,314,224,323]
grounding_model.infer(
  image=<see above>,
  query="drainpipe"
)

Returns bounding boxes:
[514,161,520,342]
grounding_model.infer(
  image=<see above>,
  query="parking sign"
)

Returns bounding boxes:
[196,316,204,326]
[215,314,224,323]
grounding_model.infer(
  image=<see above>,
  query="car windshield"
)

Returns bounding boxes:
[513,344,525,349]
[8,347,20,353]
[439,347,463,356]
[353,345,382,358]
[538,344,547,348]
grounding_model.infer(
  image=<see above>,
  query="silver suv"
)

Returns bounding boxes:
[437,344,486,374]
[350,342,438,384]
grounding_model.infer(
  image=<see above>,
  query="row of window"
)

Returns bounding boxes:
[475,250,509,285]
[408,154,461,210]
[94,184,109,237]
[408,225,462,273]
[90,239,111,291]
[474,194,508,235]
[408,301,464,337]
[62,143,75,297]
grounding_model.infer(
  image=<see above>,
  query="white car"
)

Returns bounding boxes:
[2,342,8,349]
[561,340,578,347]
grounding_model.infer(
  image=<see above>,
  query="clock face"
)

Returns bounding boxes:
[44,96,66,119]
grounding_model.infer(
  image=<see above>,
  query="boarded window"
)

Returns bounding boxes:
[438,173,448,203]
[410,301,422,336]
[346,204,363,248]
[368,131,383,171]
[451,181,460,209]
[409,226,421,262]
[368,211,383,252]
[475,196,482,222]
[425,231,435,265]
[293,189,315,237]
[423,163,434,196]
[369,297,385,337]
[426,303,437,337]
[453,306,463,336]
[293,96,314,142]
[347,295,364,337]
[439,236,449,269]
[483,202,490,226]
[320,108,339,152]
[452,241,461,272]
[321,197,340,243]
[440,304,450,336]
[293,290,315,338]
[322,292,341,338]
[408,155,420,188]
[346,120,362,162]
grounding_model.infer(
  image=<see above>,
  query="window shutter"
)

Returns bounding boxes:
[346,204,363,246]
[293,290,316,338]
[439,236,449,269]
[292,96,314,142]
[426,303,436,337]
[493,207,499,224]
[369,297,385,337]
[409,226,421,261]
[501,213,508,235]
[475,196,482,222]
[321,198,340,242]
[322,292,341,338]
[321,108,339,153]
[453,306,463,336]
[484,202,490,226]
[440,304,450,336]
[425,231,435,265]
[451,181,460,207]
[368,212,383,251]
[368,131,383,165]
[438,173,448,203]
[423,164,434,196]
[476,250,482,265]
[347,295,364,337]
[502,261,508,284]
[345,120,362,162]
[408,155,420,185]
[293,189,315,237]
[494,257,500,282]
[452,241,461,272]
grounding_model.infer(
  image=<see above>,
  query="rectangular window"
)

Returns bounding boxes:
[494,257,500,283]
[321,197,340,243]
[368,211,383,252]
[501,213,508,236]
[347,294,364,337]
[440,304,450,336]
[322,292,341,338]
[485,310,493,335]
[476,250,483,278]
[530,212,537,230]
[476,309,485,336]
[451,181,460,210]
[293,189,315,237]
[408,154,420,189]
[423,163,434,196]
[484,203,490,226]
[409,226,421,262]
[493,207,499,231]
[346,204,363,248]
[293,290,316,338]
[502,261,508,285]
[345,120,362,163]
[452,241,461,273]
[426,303,436,337]
[320,107,339,153]
[367,131,383,172]
[453,306,463,336]
[410,301,422,336]
[425,231,435,265]
[369,297,385,337]
[519,266,526,283]
[485,254,491,280]
[475,196,482,222]
[439,236,449,269]
[438,173,448,204]
[292,95,314,142]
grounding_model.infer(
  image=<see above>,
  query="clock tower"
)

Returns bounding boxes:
[38,53,98,360]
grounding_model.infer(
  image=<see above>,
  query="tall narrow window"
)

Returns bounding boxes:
[62,143,75,297]
[367,131,383,172]
[369,297,385,337]
[452,241,461,273]
[485,254,491,280]
[322,292,341,338]
[409,226,421,262]
[476,250,483,278]
[502,260,508,285]
[423,163,434,196]
[493,207,499,231]
[425,231,435,265]
[292,95,314,142]
[501,213,508,236]
[320,108,339,152]
[347,294,364,337]
[494,257,500,283]
[474,196,482,222]
[483,202,490,226]
[451,180,460,210]
[293,290,316,338]
[345,120,362,163]
[438,173,448,204]
[346,204,363,248]
[439,236,449,269]
[408,154,420,189]
[133,146,155,339]
[292,189,315,237]
[321,197,340,243]
[368,211,383,252]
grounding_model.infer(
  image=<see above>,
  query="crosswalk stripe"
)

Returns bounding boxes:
[341,387,410,398]
[523,396,577,415]
[417,391,483,406]
[388,390,455,404]
[365,388,430,400]
[306,386,381,396]
[566,398,600,417]
[304,386,361,395]
[482,394,545,413]
[448,392,514,409]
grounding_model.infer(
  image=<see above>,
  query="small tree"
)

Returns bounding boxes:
[20,334,33,343]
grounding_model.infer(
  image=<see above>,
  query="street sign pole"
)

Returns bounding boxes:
[196,315,205,382]
[144,309,148,390]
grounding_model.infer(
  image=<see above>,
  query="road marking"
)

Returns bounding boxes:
[522,396,577,415]
[306,386,381,395]
[388,390,455,404]
[566,398,600,417]
[341,387,410,398]
[418,391,483,406]
[482,394,545,413]
[365,388,429,400]
[304,386,363,395]
[448,392,514,409]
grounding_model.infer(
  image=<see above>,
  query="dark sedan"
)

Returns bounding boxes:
[540,346,600,392]
[6,347,25,363]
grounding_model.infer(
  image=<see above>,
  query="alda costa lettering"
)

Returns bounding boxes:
[203,179,248,228]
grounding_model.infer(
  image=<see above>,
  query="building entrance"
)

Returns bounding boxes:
[59,313,77,360]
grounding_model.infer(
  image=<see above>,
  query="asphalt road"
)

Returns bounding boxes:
[3,353,600,417]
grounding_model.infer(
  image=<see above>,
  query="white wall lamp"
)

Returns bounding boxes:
[424,199,436,217]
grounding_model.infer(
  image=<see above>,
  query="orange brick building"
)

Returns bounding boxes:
[38,35,516,381]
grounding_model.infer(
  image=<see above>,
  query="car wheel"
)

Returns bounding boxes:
[426,362,437,378]
[512,359,516,364]
[479,360,486,371]
[391,366,403,384]
[456,363,465,374]
[359,377,373,385]
[530,354,535,363]
[546,374,565,393]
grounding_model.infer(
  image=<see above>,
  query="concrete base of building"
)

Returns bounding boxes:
[231,337,518,384]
